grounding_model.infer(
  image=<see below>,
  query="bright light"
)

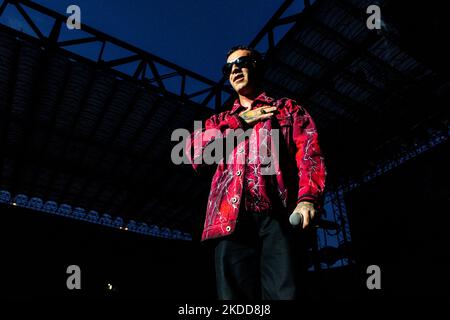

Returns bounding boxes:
[107,283,113,290]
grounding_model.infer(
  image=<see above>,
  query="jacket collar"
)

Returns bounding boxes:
[229,91,275,115]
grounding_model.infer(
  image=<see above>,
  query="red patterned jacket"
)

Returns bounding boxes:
[186,92,326,241]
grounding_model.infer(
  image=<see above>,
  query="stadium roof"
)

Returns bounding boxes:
[0,0,448,240]
[257,0,448,188]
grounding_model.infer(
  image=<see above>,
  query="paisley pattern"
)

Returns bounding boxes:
[186,92,326,241]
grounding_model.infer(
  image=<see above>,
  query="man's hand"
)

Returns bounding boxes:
[238,105,277,126]
[291,201,317,229]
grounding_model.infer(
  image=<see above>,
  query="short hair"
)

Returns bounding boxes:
[226,45,265,80]
[226,45,263,62]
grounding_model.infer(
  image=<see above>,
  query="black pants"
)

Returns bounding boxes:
[214,209,306,300]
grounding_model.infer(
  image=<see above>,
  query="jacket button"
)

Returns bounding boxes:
[231,197,238,203]
[226,226,231,232]
[236,170,241,176]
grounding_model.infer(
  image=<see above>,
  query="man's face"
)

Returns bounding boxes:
[227,49,258,96]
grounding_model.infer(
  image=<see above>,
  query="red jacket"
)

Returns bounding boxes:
[186,92,326,241]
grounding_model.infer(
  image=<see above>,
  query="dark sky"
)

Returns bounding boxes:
[1,0,310,81]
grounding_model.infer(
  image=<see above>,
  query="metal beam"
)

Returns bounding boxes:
[202,0,303,109]
[0,0,232,109]
[249,0,295,49]
[13,1,44,39]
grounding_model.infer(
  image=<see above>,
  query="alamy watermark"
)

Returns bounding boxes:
[366,264,381,290]
[366,5,381,30]
[66,264,81,290]
[171,121,280,175]
[66,5,81,30]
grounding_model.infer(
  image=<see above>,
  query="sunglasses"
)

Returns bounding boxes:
[222,56,256,76]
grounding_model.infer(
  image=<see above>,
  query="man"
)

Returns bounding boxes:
[186,45,326,300]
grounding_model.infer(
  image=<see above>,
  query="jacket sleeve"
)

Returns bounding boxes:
[289,100,327,205]
[185,112,244,172]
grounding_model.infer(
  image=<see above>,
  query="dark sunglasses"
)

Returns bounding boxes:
[222,56,256,76]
